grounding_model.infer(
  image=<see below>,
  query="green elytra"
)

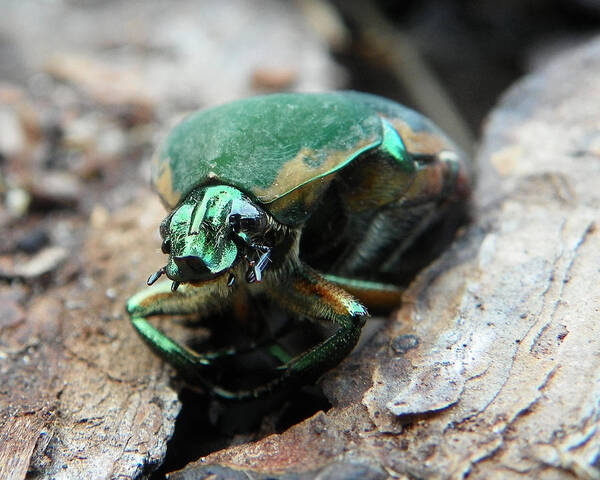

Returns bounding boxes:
[127,91,472,399]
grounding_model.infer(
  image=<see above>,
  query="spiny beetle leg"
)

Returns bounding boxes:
[323,273,403,313]
[213,264,368,400]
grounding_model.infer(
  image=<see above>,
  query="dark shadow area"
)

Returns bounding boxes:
[151,386,331,479]
[333,0,600,132]
[147,299,332,478]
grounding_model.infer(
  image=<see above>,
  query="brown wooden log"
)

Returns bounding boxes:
[0,199,181,480]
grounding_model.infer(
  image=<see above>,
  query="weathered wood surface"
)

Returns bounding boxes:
[0,198,180,480]
[171,37,600,480]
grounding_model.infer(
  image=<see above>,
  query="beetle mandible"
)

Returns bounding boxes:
[126,91,472,399]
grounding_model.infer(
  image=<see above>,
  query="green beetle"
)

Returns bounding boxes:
[126,91,471,399]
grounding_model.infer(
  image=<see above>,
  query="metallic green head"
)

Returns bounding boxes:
[149,185,273,290]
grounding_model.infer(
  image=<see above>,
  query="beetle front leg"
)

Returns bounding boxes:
[215,264,368,400]
[322,273,403,313]
[127,280,232,375]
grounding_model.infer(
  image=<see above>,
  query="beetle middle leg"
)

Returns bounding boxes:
[322,273,403,313]
[213,263,368,400]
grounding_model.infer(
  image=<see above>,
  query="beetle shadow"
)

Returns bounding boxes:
[151,385,330,478]
[150,297,333,479]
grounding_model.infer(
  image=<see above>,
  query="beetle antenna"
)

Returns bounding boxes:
[245,247,271,283]
[147,267,166,286]
[171,281,180,292]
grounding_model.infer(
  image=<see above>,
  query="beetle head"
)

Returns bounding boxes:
[152,185,272,288]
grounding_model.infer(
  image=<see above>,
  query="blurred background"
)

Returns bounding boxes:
[1,0,599,226]
[1,0,598,477]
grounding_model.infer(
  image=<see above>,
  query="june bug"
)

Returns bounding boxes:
[126,91,471,399]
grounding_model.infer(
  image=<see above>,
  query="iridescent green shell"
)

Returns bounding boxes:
[151,91,463,226]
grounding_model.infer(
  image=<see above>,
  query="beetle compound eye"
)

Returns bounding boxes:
[159,215,171,239]
[161,238,171,254]
[229,214,242,233]
[240,214,266,232]
[234,210,268,236]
